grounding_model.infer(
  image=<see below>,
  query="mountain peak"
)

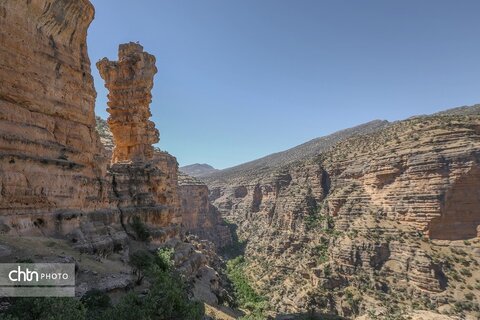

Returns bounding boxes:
[180,163,219,178]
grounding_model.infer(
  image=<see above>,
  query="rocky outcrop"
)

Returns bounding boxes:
[0,0,111,237]
[178,173,231,247]
[0,1,231,315]
[97,42,159,164]
[167,235,231,306]
[95,42,181,246]
[207,112,480,318]
[0,0,181,255]
[94,116,231,248]
[321,116,480,240]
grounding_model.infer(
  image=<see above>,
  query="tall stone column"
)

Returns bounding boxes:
[97,42,160,163]
[97,43,180,243]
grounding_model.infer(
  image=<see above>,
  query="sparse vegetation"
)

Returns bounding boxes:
[220,219,247,259]
[130,216,150,242]
[460,268,472,277]
[312,237,329,264]
[1,248,204,320]
[226,256,268,319]
[0,297,86,320]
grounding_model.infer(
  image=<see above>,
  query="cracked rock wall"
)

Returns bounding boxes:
[0,0,111,232]
[0,0,180,253]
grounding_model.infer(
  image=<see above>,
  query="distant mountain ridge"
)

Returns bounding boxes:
[201,104,480,184]
[180,163,219,177]
[205,103,480,317]
[202,119,390,183]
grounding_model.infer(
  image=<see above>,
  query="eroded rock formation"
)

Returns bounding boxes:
[206,112,480,318]
[92,43,183,246]
[0,1,232,315]
[178,173,231,247]
[95,116,231,248]
[0,0,110,235]
[97,42,159,163]
[0,0,182,255]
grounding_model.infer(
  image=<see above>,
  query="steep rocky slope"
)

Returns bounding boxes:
[0,0,119,251]
[0,2,230,316]
[206,109,480,319]
[181,163,219,178]
[95,117,231,249]
[204,120,389,184]
[0,1,182,254]
[178,173,231,247]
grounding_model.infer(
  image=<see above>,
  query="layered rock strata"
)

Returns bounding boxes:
[0,0,180,254]
[178,173,231,247]
[97,42,159,164]
[95,116,231,248]
[96,42,181,244]
[207,113,480,318]
[0,0,230,311]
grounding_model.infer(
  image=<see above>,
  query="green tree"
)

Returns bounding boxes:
[3,297,85,320]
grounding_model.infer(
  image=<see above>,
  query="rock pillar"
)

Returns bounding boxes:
[97,42,159,163]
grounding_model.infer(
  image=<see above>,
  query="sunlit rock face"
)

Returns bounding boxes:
[97,42,160,164]
[0,1,231,307]
[0,1,180,253]
[95,116,231,248]
[96,42,181,245]
[206,114,480,317]
[0,0,112,234]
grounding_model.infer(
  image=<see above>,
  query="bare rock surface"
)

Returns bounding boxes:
[178,173,231,247]
[207,108,480,318]
[0,0,114,244]
[95,117,232,248]
[0,2,232,315]
[97,42,159,164]
[0,0,179,256]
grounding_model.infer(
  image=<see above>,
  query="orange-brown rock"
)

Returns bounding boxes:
[96,43,181,245]
[95,116,231,247]
[97,43,159,163]
[206,112,480,318]
[322,116,480,240]
[178,173,231,247]
[0,0,111,233]
[0,0,180,255]
[0,0,230,309]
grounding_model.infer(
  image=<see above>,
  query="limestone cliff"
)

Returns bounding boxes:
[96,43,181,245]
[95,116,231,248]
[0,2,229,313]
[205,110,480,319]
[0,0,112,242]
[178,173,231,247]
[97,42,159,164]
[0,0,181,255]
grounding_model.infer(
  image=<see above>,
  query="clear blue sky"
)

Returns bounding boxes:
[88,0,480,169]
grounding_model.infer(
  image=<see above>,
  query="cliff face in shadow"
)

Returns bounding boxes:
[178,173,231,247]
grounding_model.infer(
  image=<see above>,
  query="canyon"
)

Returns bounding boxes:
[0,0,230,317]
[203,109,480,319]
[0,0,479,320]
[0,0,184,253]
